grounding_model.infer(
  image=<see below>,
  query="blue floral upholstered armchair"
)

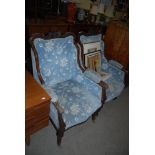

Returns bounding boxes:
[29,33,107,145]
[78,33,125,102]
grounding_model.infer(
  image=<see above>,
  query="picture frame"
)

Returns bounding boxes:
[85,52,101,72]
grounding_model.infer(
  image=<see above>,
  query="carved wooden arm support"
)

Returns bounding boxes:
[54,101,66,145]
[52,101,66,131]
[53,101,64,114]
[97,81,108,104]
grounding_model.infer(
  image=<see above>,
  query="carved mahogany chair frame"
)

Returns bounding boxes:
[29,32,107,145]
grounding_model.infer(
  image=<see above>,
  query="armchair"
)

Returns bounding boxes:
[29,33,107,145]
[78,33,125,102]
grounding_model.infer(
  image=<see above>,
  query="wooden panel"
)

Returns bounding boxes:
[49,25,68,33]
[28,24,69,35]
[69,24,101,35]
[25,71,51,144]
[25,71,51,109]
[104,21,129,70]
[28,25,50,35]
[26,118,49,137]
[25,102,49,123]
[26,17,107,37]
[25,113,49,130]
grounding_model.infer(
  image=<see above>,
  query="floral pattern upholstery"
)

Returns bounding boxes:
[43,79,101,129]
[80,34,125,102]
[31,35,102,129]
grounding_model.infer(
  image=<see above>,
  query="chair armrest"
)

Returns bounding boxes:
[42,84,64,114]
[83,69,108,103]
[98,81,108,103]
[108,63,125,81]
[45,85,65,129]
[83,69,103,83]
[84,69,111,84]
[50,102,65,129]
[108,60,123,69]
[53,102,64,114]
[98,80,108,89]
[74,73,102,99]
[101,62,125,82]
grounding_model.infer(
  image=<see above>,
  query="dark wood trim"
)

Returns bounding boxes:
[29,33,45,84]
[25,136,30,145]
[57,111,66,145]
[52,101,66,145]
[78,41,87,71]
[76,43,87,71]
[98,81,108,104]
[92,81,107,122]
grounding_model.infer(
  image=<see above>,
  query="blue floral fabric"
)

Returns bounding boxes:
[31,35,102,129]
[80,34,125,102]
[33,36,82,85]
[45,79,101,129]
[84,69,102,83]
[102,63,125,83]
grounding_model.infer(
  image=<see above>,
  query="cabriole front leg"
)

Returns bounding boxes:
[92,81,107,122]
[57,112,66,146]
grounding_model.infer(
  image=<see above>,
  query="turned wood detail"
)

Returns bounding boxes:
[92,81,107,122]
[57,111,66,145]
[52,101,66,145]
[98,81,108,104]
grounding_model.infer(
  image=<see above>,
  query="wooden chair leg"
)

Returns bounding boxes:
[56,129,64,146]
[56,106,66,146]
[113,97,118,100]
[25,136,30,145]
[92,110,99,122]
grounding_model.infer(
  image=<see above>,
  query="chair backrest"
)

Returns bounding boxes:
[79,33,108,72]
[30,33,83,86]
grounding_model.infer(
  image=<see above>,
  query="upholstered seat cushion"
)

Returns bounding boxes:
[48,79,101,129]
